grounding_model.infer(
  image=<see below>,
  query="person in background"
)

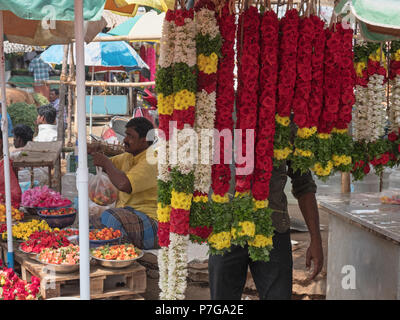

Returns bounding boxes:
[34,104,58,142]
[10,124,34,160]
[88,117,159,250]
[28,56,53,100]
[0,106,14,138]
[49,88,67,130]
[0,128,22,208]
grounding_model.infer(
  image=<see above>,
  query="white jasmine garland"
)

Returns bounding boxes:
[167,233,189,300]
[354,85,370,141]
[159,20,176,69]
[367,74,386,142]
[158,247,170,300]
[389,74,400,132]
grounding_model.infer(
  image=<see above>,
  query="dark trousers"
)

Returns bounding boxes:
[208,231,293,300]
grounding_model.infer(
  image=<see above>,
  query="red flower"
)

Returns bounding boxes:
[363,164,370,175]
[388,132,398,142]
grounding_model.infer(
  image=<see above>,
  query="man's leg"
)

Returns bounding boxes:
[208,245,249,300]
[249,230,293,300]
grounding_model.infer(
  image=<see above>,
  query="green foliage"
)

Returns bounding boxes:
[171,168,194,194]
[248,207,274,262]
[291,134,317,175]
[332,132,354,173]
[354,42,385,63]
[7,102,38,132]
[157,180,171,206]
[195,34,222,57]
[155,66,174,96]
[208,201,233,256]
[230,194,255,247]
[32,93,49,106]
[273,121,292,168]
[173,63,197,93]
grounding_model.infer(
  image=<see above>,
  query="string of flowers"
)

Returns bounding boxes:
[231,5,259,248]
[331,24,354,173]
[365,45,389,176]
[313,26,341,180]
[291,14,316,174]
[167,7,197,300]
[387,41,400,164]
[208,0,235,256]
[352,42,372,180]
[247,7,277,262]
[273,8,299,167]
[189,0,221,244]
[155,9,176,300]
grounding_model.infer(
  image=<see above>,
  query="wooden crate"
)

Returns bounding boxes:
[0,242,147,300]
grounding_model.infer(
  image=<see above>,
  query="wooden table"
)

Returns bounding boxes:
[12,141,63,191]
[319,192,400,300]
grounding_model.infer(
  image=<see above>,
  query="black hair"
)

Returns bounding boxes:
[50,88,59,95]
[37,104,57,124]
[13,124,34,144]
[126,117,154,146]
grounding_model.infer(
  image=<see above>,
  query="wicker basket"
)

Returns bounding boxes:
[87,141,125,157]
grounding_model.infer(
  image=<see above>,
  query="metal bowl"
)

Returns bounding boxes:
[18,244,38,256]
[34,254,80,273]
[37,210,76,229]
[91,248,144,269]
[89,236,122,248]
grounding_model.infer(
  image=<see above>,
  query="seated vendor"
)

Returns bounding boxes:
[89,117,158,250]
[10,124,34,160]
[34,104,58,142]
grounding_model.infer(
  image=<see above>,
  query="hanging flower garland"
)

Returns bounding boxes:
[167,7,197,300]
[189,0,221,243]
[208,1,235,256]
[313,27,341,180]
[273,8,299,167]
[365,45,389,176]
[387,41,400,164]
[155,10,176,300]
[231,5,260,248]
[352,43,388,179]
[247,7,277,262]
[331,24,354,173]
[352,42,373,180]
[291,15,316,174]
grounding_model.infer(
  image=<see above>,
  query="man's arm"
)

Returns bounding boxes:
[297,192,324,280]
[288,164,323,280]
[91,152,132,194]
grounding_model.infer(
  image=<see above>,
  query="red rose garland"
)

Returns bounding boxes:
[331,24,355,173]
[231,6,260,247]
[208,1,236,255]
[273,9,299,166]
[247,8,278,261]
[291,15,316,174]
[313,27,342,179]
[308,15,326,130]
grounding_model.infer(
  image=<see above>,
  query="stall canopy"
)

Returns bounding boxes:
[336,0,400,41]
[105,0,174,14]
[108,10,165,41]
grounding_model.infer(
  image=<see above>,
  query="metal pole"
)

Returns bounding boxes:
[74,0,90,300]
[0,11,13,269]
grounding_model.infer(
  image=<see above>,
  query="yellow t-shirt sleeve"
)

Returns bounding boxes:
[110,153,125,170]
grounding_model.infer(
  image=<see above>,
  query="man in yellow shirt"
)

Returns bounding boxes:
[89,117,159,249]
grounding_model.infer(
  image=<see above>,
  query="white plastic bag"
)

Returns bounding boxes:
[88,167,118,206]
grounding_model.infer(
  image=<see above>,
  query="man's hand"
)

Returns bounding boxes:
[91,152,111,169]
[305,236,324,281]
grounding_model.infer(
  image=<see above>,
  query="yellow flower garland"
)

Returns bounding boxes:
[332,154,352,167]
[174,89,196,110]
[193,195,208,203]
[312,161,333,176]
[293,148,314,158]
[275,114,290,126]
[211,193,230,203]
[157,93,174,115]
[197,53,218,75]
[317,133,331,139]
[248,234,273,248]
[208,231,231,250]
[170,190,193,211]
[273,147,292,160]
[297,126,317,139]
[253,199,269,210]
[231,221,256,239]
[157,203,171,223]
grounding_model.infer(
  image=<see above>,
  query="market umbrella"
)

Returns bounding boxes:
[335,0,400,41]
[40,33,149,135]
[39,33,149,70]
[108,10,165,41]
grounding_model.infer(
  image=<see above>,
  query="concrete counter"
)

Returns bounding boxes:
[319,192,400,300]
